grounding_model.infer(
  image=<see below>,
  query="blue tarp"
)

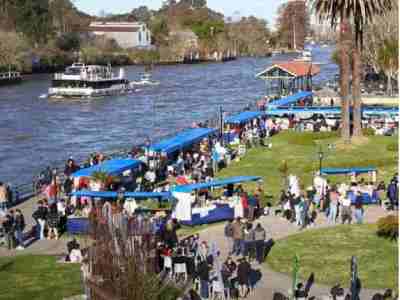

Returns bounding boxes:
[173,176,262,193]
[149,127,217,155]
[265,106,398,116]
[363,107,398,116]
[181,203,234,226]
[71,190,171,200]
[225,111,263,125]
[72,159,142,177]
[321,167,376,175]
[265,106,341,115]
[268,91,313,107]
[348,191,378,205]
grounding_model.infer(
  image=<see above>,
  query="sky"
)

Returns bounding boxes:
[72,0,288,27]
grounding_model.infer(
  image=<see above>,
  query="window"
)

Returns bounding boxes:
[138,32,142,43]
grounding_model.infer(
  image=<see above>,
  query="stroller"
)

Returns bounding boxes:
[0,225,6,247]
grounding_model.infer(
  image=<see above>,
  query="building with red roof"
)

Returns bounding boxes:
[256,61,320,96]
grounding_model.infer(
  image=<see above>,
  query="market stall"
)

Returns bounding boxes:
[149,127,217,156]
[320,167,378,204]
[67,190,171,234]
[224,111,264,144]
[171,175,262,226]
[72,158,143,177]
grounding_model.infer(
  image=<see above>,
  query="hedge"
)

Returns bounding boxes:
[377,215,398,240]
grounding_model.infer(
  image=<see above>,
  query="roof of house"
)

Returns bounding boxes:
[88,22,145,33]
[256,61,320,78]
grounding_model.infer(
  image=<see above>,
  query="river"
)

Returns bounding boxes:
[0,46,337,186]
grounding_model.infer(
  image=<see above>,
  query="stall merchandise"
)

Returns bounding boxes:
[172,176,261,226]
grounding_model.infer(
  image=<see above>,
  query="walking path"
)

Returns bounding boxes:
[199,205,391,300]
[1,195,392,300]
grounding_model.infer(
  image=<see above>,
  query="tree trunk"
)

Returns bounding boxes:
[352,44,363,137]
[339,18,351,142]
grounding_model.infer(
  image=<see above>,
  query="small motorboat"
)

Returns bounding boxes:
[130,73,160,86]
[294,50,312,62]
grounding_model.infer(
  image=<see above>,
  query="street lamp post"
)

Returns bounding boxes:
[219,106,224,146]
[318,145,324,174]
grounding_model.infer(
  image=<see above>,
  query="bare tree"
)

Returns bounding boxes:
[85,203,182,300]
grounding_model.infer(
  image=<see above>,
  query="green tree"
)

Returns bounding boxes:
[56,32,81,52]
[0,31,29,71]
[149,17,169,46]
[15,0,53,46]
[313,0,394,139]
[377,39,398,96]
[130,6,153,23]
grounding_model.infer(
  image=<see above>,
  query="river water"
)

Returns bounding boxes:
[0,46,337,186]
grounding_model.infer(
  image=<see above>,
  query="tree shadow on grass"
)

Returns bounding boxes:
[0,260,14,272]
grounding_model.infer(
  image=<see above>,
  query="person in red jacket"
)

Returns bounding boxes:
[241,192,249,219]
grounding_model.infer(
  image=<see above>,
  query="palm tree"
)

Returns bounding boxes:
[312,0,394,138]
[339,18,351,142]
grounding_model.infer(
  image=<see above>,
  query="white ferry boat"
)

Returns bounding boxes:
[294,50,312,62]
[48,63,132,98]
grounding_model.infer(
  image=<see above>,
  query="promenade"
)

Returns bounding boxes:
[1,192,392,299]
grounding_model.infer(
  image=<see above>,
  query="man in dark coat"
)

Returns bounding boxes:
[237,257,251,298]
[196,257,210,299]
[387,180,398,210]
[14,209,25,249]
[2,212,15,250]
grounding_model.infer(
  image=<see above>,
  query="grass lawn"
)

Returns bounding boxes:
[218,132,398,205]
[0,255,82,300]
[266,224,398,290]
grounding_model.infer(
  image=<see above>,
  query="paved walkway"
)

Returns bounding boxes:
[1,196,392,299]
[199,205,391,300]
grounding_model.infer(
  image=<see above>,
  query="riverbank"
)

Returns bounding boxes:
[1,130,397,299]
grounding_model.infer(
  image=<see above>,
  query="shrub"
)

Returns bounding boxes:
[286,131,339,146]
[377,215,398,240]
[362,128,375,136]
[56,32,81,52]
[386,143,399,152]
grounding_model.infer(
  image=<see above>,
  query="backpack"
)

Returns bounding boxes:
[224,223,233,237]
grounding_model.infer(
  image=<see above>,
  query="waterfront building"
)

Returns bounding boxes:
[256,61,320,97]
[88,22,152,49]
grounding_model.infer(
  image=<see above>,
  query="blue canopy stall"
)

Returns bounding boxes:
[224,111,264,143]
[225,111,264,125]
[172,176,261,226]
[264,106,398,117]
[149,127,217,155]
[363,107,398,117]
[67,190,172,234]
[267,91,313,108]
[320,167,378,204]
[265,106,341,116]
[72,159,143,177]
[320,167,376,175]
[72,190,171,199]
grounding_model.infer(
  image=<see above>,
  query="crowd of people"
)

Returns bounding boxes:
[276,173,398,229]
[0,107,398,300]
[157,229,266,300]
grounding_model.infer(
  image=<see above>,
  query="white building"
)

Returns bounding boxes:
[88,22,152,49]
